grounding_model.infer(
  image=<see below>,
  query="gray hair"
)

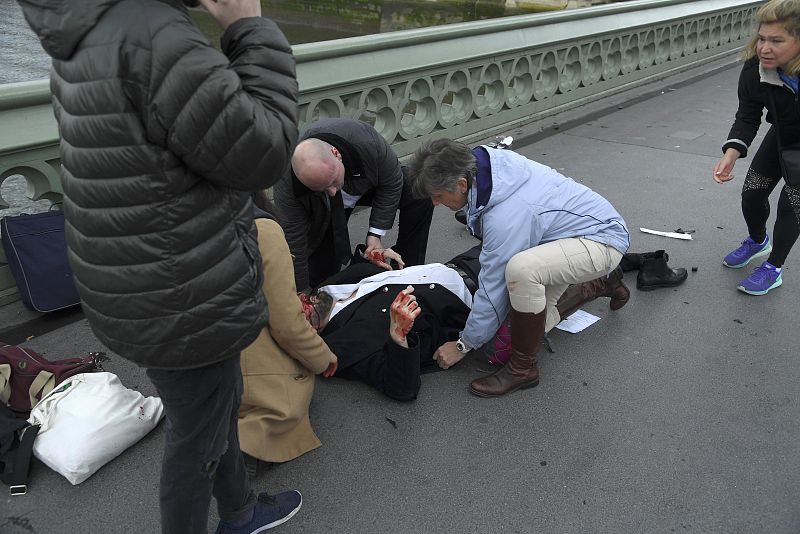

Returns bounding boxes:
[409,138,476,198]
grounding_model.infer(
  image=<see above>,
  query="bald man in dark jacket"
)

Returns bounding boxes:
[18,0,302,531]
[274,118,435,291]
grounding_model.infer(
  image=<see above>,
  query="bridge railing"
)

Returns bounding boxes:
[295,0,759,156]
[0,0,760,304]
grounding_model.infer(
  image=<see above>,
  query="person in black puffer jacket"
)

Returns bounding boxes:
[714,0,800,296]
[18,0,302,531]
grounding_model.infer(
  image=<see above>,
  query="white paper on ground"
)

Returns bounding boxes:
[554,309,601,333]
[639,227,693,240]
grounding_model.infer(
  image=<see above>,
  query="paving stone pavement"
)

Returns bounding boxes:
[2,61,799,534]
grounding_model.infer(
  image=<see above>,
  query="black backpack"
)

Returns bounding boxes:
[445,245,482,295]
[0,402,39,495]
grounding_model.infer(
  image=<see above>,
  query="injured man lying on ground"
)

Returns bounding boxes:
[310,262,472,401]
[305,248,627,401]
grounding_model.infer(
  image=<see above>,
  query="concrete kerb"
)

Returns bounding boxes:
[0,303,84,345]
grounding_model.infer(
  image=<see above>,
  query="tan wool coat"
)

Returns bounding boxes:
[238,218,334,463]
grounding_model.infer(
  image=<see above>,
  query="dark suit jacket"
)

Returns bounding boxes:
[274,118,404,290]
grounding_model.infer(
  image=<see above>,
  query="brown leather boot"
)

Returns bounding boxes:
[604,266,630,311]
[556,266,630,320]
[469,309,545,397]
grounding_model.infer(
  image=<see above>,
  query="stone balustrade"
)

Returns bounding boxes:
[295,0,758,157]
[0,0,760,304]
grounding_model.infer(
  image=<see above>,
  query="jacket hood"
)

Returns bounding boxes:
[466,146,528,233]
[18,0,122,60]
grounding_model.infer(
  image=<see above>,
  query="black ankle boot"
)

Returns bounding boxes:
[636,250,687,290]
[620,251,659,272]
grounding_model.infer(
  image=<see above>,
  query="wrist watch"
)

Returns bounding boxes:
[455,338,471,354]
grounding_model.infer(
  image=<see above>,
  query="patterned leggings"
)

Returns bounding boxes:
[741,127,800,267]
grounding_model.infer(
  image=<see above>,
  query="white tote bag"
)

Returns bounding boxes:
[27,372,164,485]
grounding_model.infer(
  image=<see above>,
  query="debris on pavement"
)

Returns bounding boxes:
[640,227,693,240]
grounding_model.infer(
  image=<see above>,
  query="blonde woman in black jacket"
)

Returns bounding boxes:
[714,0,800,295]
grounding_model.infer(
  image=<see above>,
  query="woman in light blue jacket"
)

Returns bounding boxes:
[410,139,630,397]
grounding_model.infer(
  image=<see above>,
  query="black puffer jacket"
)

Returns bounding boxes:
[724,56,800,157]
[18,0,298,369]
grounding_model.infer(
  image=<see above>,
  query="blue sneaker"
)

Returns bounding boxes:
[737,261,783,295]
[215,491,302,534]
[723,236,772,268]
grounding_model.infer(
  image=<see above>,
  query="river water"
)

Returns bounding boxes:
[0,2,51,84]
[1,0,619,84]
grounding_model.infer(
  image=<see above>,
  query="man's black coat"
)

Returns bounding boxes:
[319,264,469,399]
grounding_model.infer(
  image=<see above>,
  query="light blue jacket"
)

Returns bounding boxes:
[461,147,630,349]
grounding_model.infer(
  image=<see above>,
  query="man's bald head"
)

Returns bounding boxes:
[292,139,344,196]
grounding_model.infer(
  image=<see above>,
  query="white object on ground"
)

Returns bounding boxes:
[639,227,693,240]
[554,309,601,333]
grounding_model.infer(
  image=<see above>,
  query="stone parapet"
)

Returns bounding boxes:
[294,0,758,157]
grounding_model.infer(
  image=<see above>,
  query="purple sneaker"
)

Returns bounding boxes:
[215,491,302,534]
[737,261,783,295]
[723,235,771,268]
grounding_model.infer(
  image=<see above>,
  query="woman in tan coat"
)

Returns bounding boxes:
[238,215,337,464]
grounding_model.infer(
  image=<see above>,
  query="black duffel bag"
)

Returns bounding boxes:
[1,210,81,312]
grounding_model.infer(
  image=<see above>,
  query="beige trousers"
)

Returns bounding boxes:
[505,238,623,332]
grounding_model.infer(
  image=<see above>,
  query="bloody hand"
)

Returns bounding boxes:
[389,286,421,347]
[364,248,393,271]
[369,250,385,264]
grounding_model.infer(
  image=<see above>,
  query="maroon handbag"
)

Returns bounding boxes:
[0,342,107,416]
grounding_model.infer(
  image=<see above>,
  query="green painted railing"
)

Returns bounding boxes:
[0,0,760,304]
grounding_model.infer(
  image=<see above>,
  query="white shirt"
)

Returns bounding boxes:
[319,263,473,320]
